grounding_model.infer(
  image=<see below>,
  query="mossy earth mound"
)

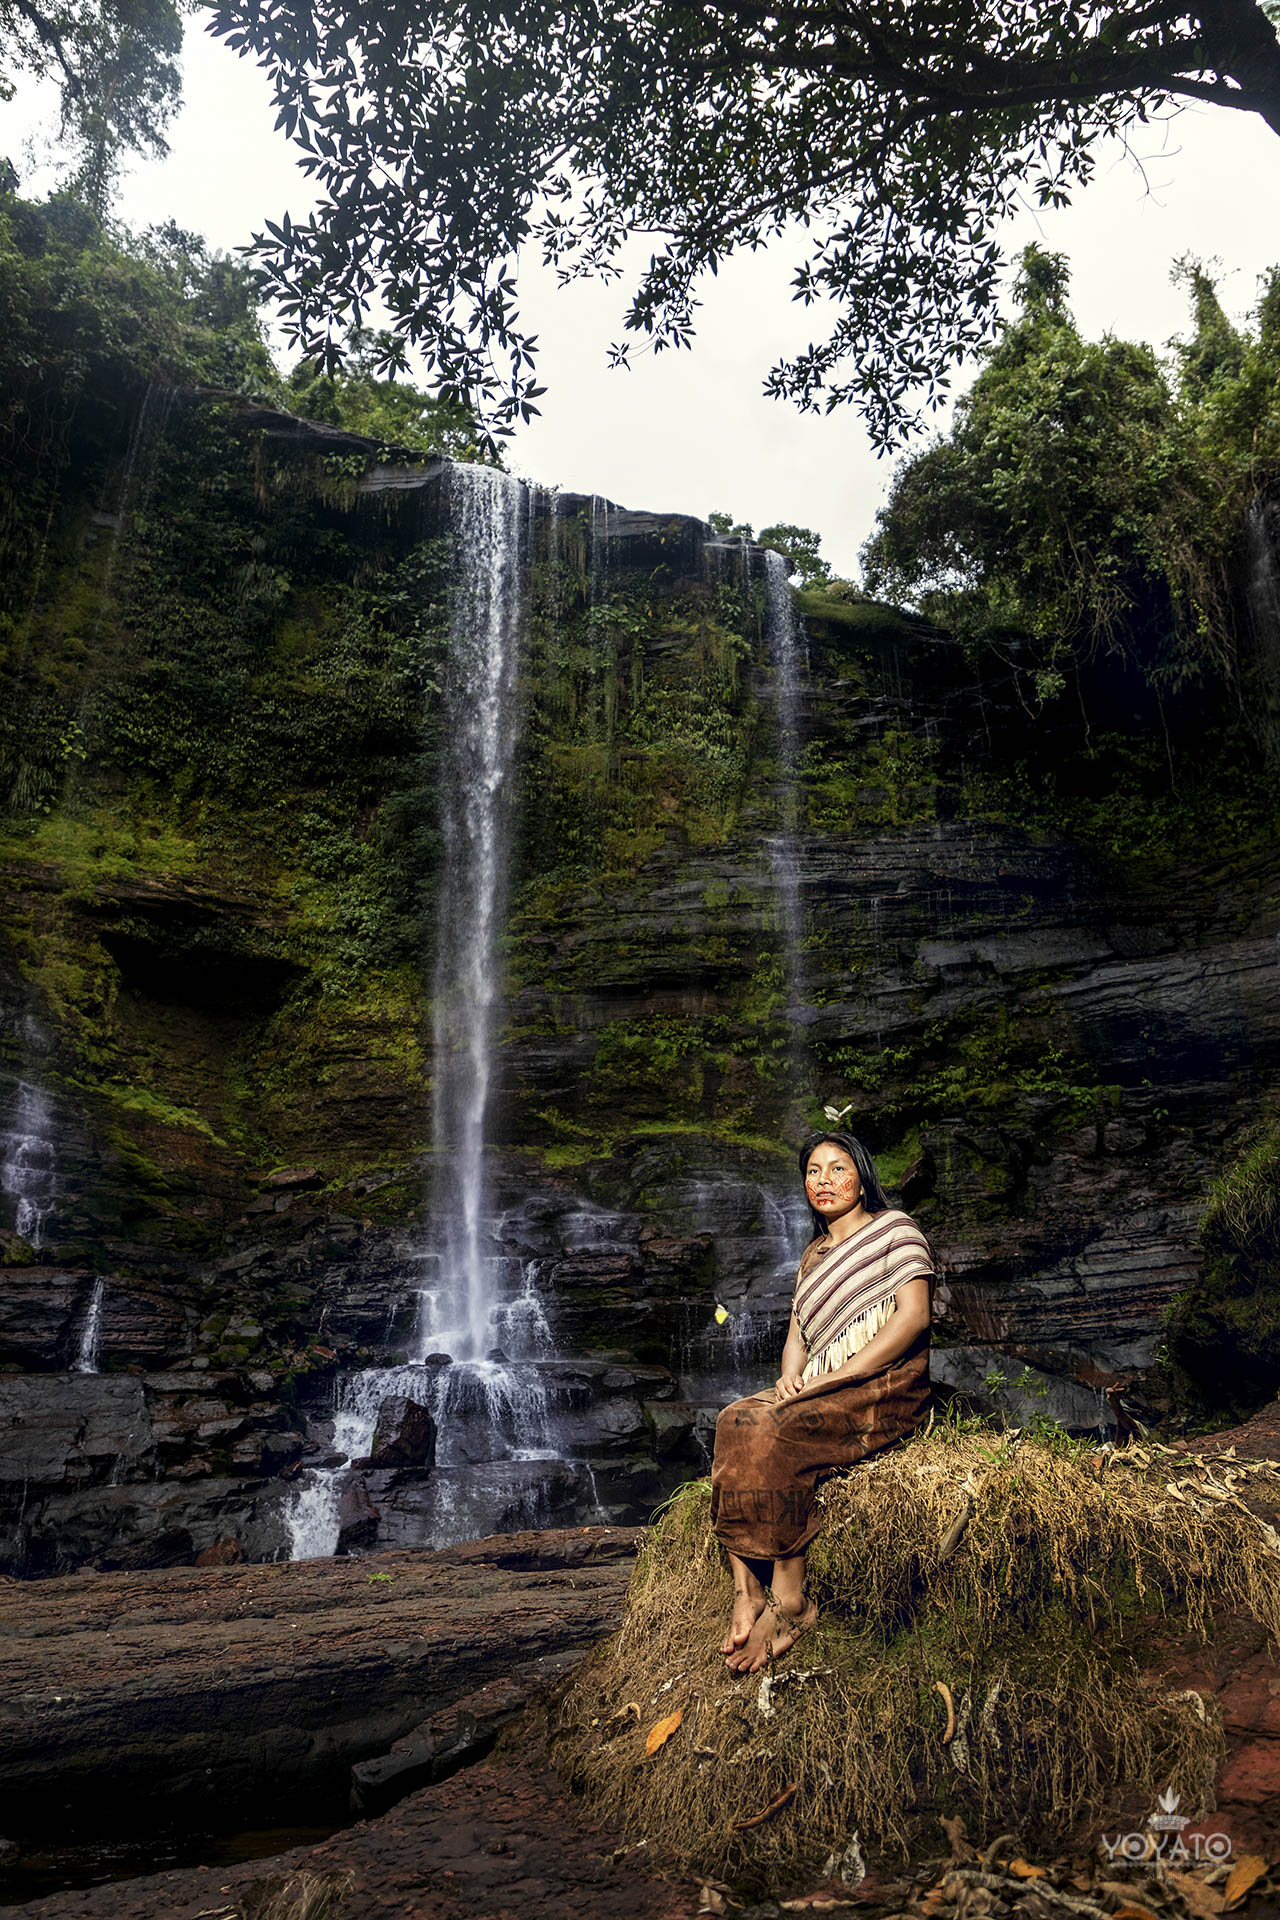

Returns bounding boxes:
[550,1419,1280,1888]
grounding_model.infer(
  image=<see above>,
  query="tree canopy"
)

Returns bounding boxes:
[207,0,1280,452]
[0,0,183,209]
[861,241,1280,710]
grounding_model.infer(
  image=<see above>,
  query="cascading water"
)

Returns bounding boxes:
[1,1077,58,1249]
[74,1279,107,1374]
[285,465,568,1559]
[761,548,809,1035]
[425,462,527,1361]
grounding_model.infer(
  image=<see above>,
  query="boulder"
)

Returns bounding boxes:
[369,1394,436,1470]
[261,1166,324,1192]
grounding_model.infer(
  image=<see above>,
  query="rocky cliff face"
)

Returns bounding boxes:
[2,384,1278,1572]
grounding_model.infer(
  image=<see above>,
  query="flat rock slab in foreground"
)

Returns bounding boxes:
[0,1527,642,1835]
[9,1748,701,1920]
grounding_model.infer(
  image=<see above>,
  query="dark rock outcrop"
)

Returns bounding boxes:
[0,1526,641,1844]
[369,1394,436,1469]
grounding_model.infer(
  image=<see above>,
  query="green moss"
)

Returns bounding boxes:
[874,1131,923,1188]
[105,1085,226,1141]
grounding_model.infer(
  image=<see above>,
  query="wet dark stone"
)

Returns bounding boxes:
[369,1395,436,1471]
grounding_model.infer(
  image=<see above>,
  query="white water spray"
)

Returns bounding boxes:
[74,1278,107,1374]
[761,548,809,1040]
[1,1078,58,1248]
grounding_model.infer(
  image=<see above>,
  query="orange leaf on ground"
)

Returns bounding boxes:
[1007,1860,1047,1880]
[645,1708,683,1755]
[733,1782,798,1831]
[1110,1905,1162,1920]
[1224,1859,1270,1909]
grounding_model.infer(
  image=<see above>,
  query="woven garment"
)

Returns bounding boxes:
[794,1209,934,1381]
[709,1210,934,1562]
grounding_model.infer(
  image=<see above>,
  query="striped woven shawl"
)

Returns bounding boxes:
[794,1208,934,1383]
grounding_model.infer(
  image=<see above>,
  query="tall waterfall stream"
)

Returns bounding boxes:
[282,479,813,1560]
[761,548,809,1058]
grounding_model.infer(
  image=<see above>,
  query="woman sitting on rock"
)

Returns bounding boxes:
[709,1126,934,1673]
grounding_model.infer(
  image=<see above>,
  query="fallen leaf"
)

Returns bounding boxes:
[1224,1857,1270,1908]
[1110,1905,1163,1920]
[1006,1860,1047,1880]
[733,1781,798,1830]
[645,1708,683,1755]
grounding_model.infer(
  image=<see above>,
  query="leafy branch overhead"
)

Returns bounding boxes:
[206,0,1280,451]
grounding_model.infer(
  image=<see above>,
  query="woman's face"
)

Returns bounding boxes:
[804,1142,864,1223]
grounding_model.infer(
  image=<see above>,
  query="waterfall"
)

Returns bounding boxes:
[761,549,809,1043]
[425,463,529,1361]
[286,460,558,1560]
[1,1077,58,1248]
[74,1278,107,1374]
[88,381,176,644]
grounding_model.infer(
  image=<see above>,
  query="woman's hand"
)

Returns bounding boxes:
[774,1368,806,1402]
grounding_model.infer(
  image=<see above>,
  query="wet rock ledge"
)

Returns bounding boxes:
[0,1526,642,1848]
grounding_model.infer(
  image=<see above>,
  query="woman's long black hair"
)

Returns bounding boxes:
[797,1128,891,1248]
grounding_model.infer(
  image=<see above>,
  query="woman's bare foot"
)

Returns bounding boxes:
[725,1597,818,1675]
[720,1587,766,1657]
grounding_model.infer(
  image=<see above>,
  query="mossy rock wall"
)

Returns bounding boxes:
[1,380,1279,1448]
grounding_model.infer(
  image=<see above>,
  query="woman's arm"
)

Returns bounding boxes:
[792,1276,931,1397]
[774,1310,810,1401]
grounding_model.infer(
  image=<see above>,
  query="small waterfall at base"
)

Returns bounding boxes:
[74,1279,107,1374]
[760,548,809,1067]
[1,1076,59,1248]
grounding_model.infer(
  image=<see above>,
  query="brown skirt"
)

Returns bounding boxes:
[709,1332,932,1561]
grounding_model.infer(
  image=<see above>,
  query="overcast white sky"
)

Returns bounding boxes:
[6,30,1280,577]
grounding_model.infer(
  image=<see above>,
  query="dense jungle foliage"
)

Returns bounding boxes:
[864,243,1280,710]
[849,243,1280,858]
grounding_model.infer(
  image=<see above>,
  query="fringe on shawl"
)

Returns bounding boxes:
[799,1293,897,1385]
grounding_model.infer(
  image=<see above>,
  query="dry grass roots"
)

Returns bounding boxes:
[237,1870,355,1920]
[551,1425,1280,1887]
